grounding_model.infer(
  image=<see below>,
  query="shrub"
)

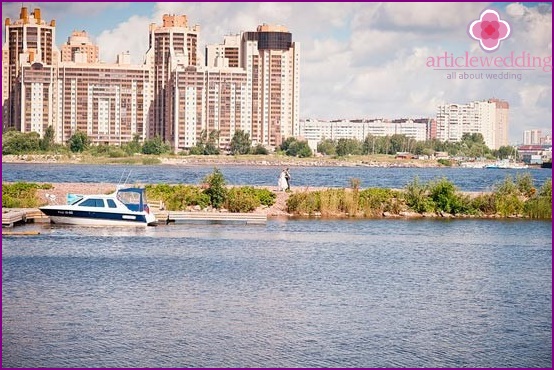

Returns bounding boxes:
[403,177,434,213]
[359,187,400,217]
[470,193,497,215]
[286,191,320,215]
[2,182,52,208]
[145,184,209,211]
[515,172,536,198]
[225,187,260,212]
[428,178,469,214]
[523,179,552,219]
[250,187,276,207]
[493,176,524,217]
[203,168,227,209]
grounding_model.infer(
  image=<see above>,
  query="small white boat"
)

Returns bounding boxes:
[484,159,528,169]
[39,186,158,226]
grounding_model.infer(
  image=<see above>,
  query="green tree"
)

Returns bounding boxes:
[2,131,41,154]
[287,140,312,157]
[142,136,170,155]
[203,168,227,208]
[336,138,362,156]
[280,137,298,152]
[123,133,142,155]
[192,129,220,155]
[39,126,55,151]
[252,144,269,155]
[68,131,90,153]
[494,145,515,159]
[230,129,252,155]
[317,139,336,155]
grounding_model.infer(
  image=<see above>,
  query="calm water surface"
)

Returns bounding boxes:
[2,162,552,191]
[2,219,551,367]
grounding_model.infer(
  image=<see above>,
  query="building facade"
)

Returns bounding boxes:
[60,30,98,63]
[2,8,300,151]
[299,118,432,150]
[2,7,58,133]
[436,98,509,150]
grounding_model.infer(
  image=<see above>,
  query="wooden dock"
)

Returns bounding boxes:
[2,209,50,227]
[157,211,267,225]
[2,208,267,227]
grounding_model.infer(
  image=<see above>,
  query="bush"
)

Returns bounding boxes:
[428,178,469,214]
[359,187,401,217]
[145,184,210,211]
[225,187,260,212]
[203,168,227,208]
[523,179,552,219]
[286,191,320,215]
[493,176,524,217]
[2,182,52,208]
[403,177,434,213]
[250,187,276,207]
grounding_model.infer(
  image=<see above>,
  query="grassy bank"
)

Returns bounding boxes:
[286,174,552,219]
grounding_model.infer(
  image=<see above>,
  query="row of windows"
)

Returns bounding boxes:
[79,198,117,208]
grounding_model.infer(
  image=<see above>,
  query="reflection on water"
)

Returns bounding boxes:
[2,219,552,367]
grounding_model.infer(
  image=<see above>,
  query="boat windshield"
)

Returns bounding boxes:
[116,188,146,212]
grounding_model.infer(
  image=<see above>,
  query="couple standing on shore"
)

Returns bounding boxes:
[278,168,291,192]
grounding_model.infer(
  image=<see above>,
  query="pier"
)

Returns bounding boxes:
[2,208,267,228]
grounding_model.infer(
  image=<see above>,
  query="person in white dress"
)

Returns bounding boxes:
[278,170,288,191]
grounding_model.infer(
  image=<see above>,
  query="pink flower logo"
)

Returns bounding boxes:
[468,9,510,52]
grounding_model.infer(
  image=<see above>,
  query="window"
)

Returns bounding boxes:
[107,199,117,208]
[79,198,105,207]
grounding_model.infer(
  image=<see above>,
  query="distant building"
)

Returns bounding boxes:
[436,98,509,150]
[523,129,545,145]
[299,118,432,151]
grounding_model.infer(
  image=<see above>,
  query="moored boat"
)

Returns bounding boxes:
[484,159,528,169]
[39,186,157,226]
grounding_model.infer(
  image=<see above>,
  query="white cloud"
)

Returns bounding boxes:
[96,15,151,63]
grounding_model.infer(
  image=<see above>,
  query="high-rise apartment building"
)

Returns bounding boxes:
[2,7,58,132]
[2,8,300,151]
[436,98,509,149]
[205,24,301,148]
[60,30,98,63]
[523,129,543,145]
[144,14,200,142]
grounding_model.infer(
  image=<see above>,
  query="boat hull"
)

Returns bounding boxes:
[39,208,157,226]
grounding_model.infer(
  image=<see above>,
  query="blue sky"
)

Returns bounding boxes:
[2,2,552,144]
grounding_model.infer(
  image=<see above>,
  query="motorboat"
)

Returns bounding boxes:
[484,159,528,169]
[39,186,158,226]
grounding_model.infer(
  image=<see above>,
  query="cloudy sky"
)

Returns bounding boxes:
[2,2,552,143]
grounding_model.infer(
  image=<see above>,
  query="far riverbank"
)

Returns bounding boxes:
[2,153,450,168]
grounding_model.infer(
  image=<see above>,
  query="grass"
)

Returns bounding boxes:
[286,175,552,219]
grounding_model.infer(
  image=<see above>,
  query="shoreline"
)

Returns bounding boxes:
[2,153,447,168]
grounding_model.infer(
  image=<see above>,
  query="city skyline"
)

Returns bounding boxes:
[2,2,552,144]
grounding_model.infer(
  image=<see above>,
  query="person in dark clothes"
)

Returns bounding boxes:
[284,168,291,191]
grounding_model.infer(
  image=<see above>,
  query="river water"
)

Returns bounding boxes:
[1,162,552,191]
[2,163,552,367]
